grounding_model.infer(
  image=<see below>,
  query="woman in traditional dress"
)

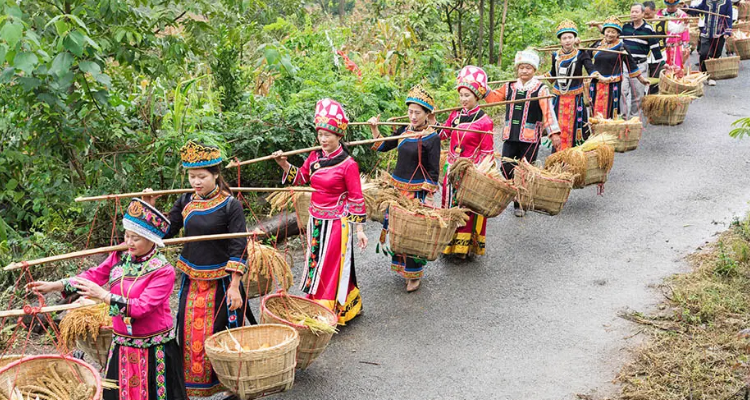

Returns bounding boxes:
[588,16,650,119]
[143,141,256,398]
[657,0,692,70]
[29,199,188,400]
[273,98,368,324]
[548,20,605,150]
[439,66,494,259]
[366,85,441,292]
[486,50,562,217]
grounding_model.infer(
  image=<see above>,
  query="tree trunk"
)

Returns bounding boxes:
[444,5,459,59]
[478,0,485,65]
[497,0,509,67]
[488,0,496,63]
[338,0,345,23]
[457,3,464,59]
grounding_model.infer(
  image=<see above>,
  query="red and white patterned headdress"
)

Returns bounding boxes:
[314,98,349,136]
[456,65,489,100]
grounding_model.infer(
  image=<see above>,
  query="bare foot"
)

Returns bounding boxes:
[406,279,421,292]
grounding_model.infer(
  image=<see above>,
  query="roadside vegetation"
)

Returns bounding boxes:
[616,213,750,399]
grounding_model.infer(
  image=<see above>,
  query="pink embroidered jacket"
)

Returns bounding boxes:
[439,106,494,165]
[283,145,366,223]
[64,248,176,339]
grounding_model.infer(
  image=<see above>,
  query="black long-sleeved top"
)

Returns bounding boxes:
[549,49,597,95]
[372,125,441,192]
[164,186,248,280]
[588,40,642,81]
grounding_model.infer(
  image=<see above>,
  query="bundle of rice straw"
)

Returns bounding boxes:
[513,159,575,216]
[361,171,391,222]
[245,241,293,293]
[60,303,111,347]
[545,137,615,188]
[641,94,695,126]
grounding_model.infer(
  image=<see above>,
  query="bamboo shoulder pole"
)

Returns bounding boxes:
[349,121,493,135]
[389,96,555,121]
[75,187,316,202]
[0,302,101,318]
[489,75,594,85]
[5,232,259,271]
[535,47,627,54]
[227,132,432,168]
[684,8,730,18]
[581,35,679,43]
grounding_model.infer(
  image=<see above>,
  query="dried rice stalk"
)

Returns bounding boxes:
[59,303,111,347]
[663,70,708,85]
[246,241,293,289]
[266,189,310,216]
[266,296,338,336]
[590,115,641,124]
[642,94,695,118]
[11,364,95,400]
[515,159,575,208]
[448,158,504,186]
[545,140,614,187]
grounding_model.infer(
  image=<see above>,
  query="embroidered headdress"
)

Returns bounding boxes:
[180,140,222,169]
[314,98,349,136]
[123,198,171,247]
[456,65,489,100]
[514,49,541,70]
[664,0,680,4]
[405,85,436,112]
[602,16,623,33]
[556,20,579,38]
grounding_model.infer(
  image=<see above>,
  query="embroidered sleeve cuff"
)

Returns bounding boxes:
[628,69,642,78]
[421,182,439,193]
[60,279,78,296]
[225,259,248,275]
[348,214,366,224]
[347,197,367,220]
[109,294,128,317]
[282,165,302,185]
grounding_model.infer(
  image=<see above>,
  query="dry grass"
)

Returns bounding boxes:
[615,215,750,400]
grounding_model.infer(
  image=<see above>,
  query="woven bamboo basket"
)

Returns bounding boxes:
[733,38,750,60]
[0,355,23,370]
[294,192,311,230]
[582,151,610,187]
[260,293,337,370]
[736,21,750,33]
[76,326,113,367]
[740,2,750,21]
[245,272,272,299]
[689,28,699,51]
[0,355,102,400]
[513,162,574,216]
[590,121,642,153]
[450,164,517,218]
[387,203,460,261]
[205,324,299,400]
[658,70,704,97]
[705,56,740,80]
[644,97,691,126]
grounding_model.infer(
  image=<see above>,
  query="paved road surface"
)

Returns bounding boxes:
[237,63,750,400]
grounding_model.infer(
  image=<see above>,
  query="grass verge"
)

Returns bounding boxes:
[615,214,750,400]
